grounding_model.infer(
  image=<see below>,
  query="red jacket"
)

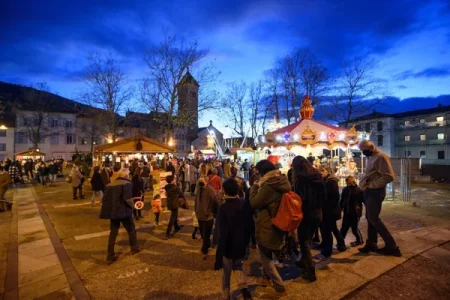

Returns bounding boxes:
[208,174,222,194]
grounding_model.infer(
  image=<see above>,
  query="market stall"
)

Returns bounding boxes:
[258,95,370,177]
[15,149,46,161]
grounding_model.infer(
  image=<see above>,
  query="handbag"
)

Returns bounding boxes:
[65,175,72,184]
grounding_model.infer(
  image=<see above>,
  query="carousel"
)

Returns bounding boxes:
[258,95,370,180]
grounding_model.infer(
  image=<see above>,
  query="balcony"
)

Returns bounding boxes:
[395,121,447,130]
[396,139,448,146]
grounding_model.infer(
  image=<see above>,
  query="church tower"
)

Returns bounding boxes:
[177,71,199,141]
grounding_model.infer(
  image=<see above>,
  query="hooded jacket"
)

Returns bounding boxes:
[195,184,218,221]
[165,183,183,210]
[292,171,325,222]
[322,174,340,219]
[250,170,291,250]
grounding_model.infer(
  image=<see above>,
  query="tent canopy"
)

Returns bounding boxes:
[198,149,216,155]
[15,150,46,156]
[94,135,175,153]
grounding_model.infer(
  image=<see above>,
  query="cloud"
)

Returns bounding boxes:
[395,67,450,80]
[397,85,408,89]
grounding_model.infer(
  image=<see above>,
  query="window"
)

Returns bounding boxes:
[66,134,74,144]
[405,150,411,157]
[16,132,28,144]
[377,121,383,131]
[420,151,426,157]
[405,120,411,126]
[377,135,383,146]
[50,134,59,145]
[420,118,425,123]
[420,134,426,141]
[404,135,410,141]
[22,118,29,126]
[0,130,6,137]
[437,133,445,140]
[49,119,58,127]
[0,144,5,151]
[437,116,444,122]
[66,120,73,128]
[438,151,445,159]
[365,123,371,132]
[79,137,87,145]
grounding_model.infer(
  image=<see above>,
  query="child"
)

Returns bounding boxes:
[340,176,364,246]
[152,194,163,225]
[214,179,252,300]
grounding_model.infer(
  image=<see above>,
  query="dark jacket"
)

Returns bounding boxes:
[216,165,224,178]
[250,171,291,250]
[323,175,340,219]
[48,163,58,175]
[340,185,364,216]
[100,168,111,186]
[131,174,144,198]
[165,183,183,210]
[141,166,151,177]
[99,178,133,220]
[166,164,176,175]
[195,185,218,221]
[215,197,252,267]
[90,172,105,191]
[292,172,325,222]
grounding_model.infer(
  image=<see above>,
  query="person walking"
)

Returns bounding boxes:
[0,166,12,212]
[164,175,183,239]
[141,162,151,191]
[224,159,231,179]
[214,179,253,300]
[99,168,141,265]
[315,166,346,261]
[100,166,111,188]
[90,166,105,207]
[131,167,145,220]
[240,159,250,181]
[196,177,218,260]
[189,163,198,196]
[38,162,49,187]
[48,161,58,186]
[208,168,222,194]
[290,156,325,282]
[8,162,19,188]
[250,160,290,297]
[70,166,84,200]
[340,176,364,246]
[358,140,401,256]
[152,194,163,225]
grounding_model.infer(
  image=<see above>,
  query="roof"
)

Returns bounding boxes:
[178,71,199,87]
[271,119,341,135]
[94,135,175,153]
[15,150,46,156]
[345,105,450,123]
[198,149,215,155]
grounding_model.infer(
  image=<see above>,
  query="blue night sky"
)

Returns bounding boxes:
[1,0,450,136]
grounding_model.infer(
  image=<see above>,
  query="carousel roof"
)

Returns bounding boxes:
[94,135,175,153]
[262,95,368,149]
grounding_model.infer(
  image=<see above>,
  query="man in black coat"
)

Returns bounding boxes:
[99,169,140,264]
[214,179,252,300]
[164,175,183,239]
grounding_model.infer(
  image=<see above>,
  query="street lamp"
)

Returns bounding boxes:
[0,125,7,130]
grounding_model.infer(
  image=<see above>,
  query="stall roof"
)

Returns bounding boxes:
[94,135,175,153]
[225,147,254,155]
[15,150,46,156]
[198,149,216,155]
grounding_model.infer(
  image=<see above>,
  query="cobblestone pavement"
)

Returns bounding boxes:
[2,180,450,300]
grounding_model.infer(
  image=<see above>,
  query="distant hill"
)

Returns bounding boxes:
[0,81,91,114]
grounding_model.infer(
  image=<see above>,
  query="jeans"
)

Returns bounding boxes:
[320,216,345,257]
[222,258,248,299]
[365,188,397,249]
[198,219,214,254]
[40,175,48,186]
[341,213,363,242]
[258,245,285,292]
[91,191,103,205]
[154,212,160,223]
[298,216,321,278]
[190,183,196,195]
[49,174,57,184]
[107,216,138,259]
[166,209,179,236]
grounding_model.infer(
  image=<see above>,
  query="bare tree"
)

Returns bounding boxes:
[81,53,133,142]
[248,81,263,139]
[263,68,281,121]
[223,81,248,138]
[77,109,108,155]
[16,83,65,149]
[140,33,221,141]
[328,57,388,128]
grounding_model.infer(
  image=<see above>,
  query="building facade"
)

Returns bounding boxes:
[343,105,450,159]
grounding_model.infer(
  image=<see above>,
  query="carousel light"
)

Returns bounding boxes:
[320,132,326,141]
[0,125,7,130]
[339,132,346,140]
[261,136,266,143]
[276,135,283,142]
[293,134,299,141]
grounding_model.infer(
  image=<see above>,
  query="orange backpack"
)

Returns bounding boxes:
[272,191,303,233]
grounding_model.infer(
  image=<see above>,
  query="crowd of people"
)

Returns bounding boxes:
[100,140,401,299]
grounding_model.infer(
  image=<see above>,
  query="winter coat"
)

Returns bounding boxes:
[208,174,222,194]
[195,184,218,221]
[70,169,83,188]
[165,183,183,210]
[323,175,341,220]
[224,163,231,178]
[48,163,58,175]
[100,168,111,186]
[152,199,162,213]
[215,197,252,266]
[189,166,198,184]
[292,172,325,222]
[90,172,105,192]
[141,166,151,177]
[250,171,291,251]
[340,185,364,217]
[166,164,176,175]
[131,174,144,198]
[99,178,133,220]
